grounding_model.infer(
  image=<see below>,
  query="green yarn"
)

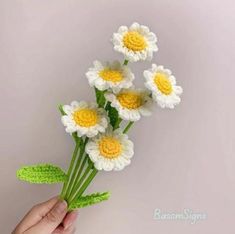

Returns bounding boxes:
[58,104,66,115]
[105,101,121,128]
[107,104,120,128]
[68,192,110,210]
[95,88,106,108]
[17,164,67,184]
[123,121,134,133]
[123,59,129,65]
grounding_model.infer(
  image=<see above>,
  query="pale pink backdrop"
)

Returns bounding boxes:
[0,0,235,233]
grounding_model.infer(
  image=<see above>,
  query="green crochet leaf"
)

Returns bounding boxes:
[69,192,110,210]
[95,88,106,108]
[17,164,67,184]
[108,105,120,128]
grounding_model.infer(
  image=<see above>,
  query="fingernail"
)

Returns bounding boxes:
[54,200,67,213]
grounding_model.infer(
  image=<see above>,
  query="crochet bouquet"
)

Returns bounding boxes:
[17,22,183,210]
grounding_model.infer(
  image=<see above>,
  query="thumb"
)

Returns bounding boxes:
[27,200,67,234]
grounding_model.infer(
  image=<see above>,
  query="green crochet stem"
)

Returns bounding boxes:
[68,162,93,203]
[67,154,88,201]
[123,121,134,133]
[58,104,66,115]
[64,143,83,200]
[70,168,98,205]
[123,59,129,65]
[60,139,81,199]
[77,168,98,196]
[65,138,88,200]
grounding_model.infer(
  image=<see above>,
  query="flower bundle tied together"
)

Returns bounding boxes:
[17,22,183,210]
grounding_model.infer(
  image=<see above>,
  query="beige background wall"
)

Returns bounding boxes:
[0,0,235,233]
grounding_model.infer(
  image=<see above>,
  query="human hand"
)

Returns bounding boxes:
[12,197,77,234]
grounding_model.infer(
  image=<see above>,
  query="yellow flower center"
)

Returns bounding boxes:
[99,137,122,159]
[154,73,173,95]
[73,108,98,127]
[117,91,143,109]
[99,69,123,83]
[123,31,147,51]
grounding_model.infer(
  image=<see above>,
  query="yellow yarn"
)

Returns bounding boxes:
[154,73,172,95]
[73,108,98,127]
[123,31,147,51]
[99,137,122,159]
[117,91,143,109]
[99,69,123,83]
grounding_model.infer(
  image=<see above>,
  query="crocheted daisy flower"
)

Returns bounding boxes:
[112,22,158,62]
[144,64,183,109]
[105,88,152,122]
[61,101,109,138]
[86,60,134,93]
[85,127,134,171]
